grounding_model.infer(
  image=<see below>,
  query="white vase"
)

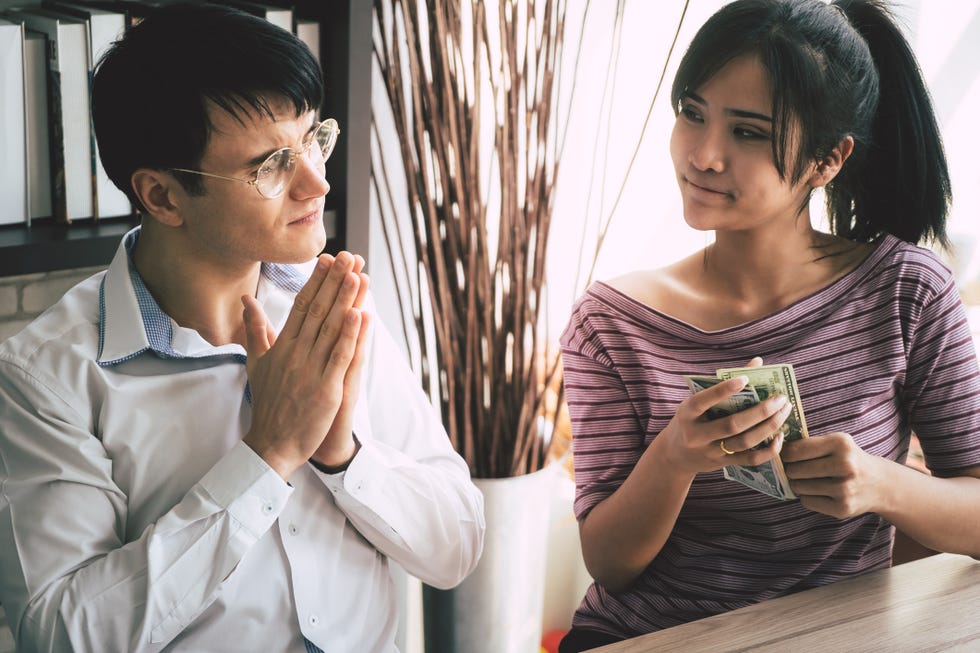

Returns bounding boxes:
[424,464,556,653]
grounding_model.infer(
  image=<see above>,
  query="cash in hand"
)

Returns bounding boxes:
[684,364,809,500]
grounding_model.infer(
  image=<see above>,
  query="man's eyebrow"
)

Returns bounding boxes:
[684,91,773,122]
[245,150,274,168]
[243,119,319,168]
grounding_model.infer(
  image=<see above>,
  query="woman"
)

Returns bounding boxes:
[558,1,980,650]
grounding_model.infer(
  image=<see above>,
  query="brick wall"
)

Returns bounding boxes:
[0,266,105,342]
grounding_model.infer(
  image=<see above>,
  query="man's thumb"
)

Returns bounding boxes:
[241,295,274,356]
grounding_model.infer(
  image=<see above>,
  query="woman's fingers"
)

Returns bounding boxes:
[714,397,792,454]
[685,375,750,417]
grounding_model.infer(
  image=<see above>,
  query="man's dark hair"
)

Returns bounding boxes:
[92,2,323,209]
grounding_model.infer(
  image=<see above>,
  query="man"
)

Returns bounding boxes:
[0,4,484,651]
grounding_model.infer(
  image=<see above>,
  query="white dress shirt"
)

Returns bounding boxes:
[0,228,485,653]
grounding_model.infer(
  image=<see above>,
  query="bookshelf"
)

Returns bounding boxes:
[0,0,362,277]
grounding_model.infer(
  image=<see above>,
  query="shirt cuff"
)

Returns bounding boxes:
[311,438,419,537]
[198,440,294,540]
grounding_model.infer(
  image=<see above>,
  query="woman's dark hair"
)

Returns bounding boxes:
[92,2,323,209]
[670,0,951,247]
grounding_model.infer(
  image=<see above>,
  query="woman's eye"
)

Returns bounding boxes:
[681,107,703,122]
[734,127,767,140]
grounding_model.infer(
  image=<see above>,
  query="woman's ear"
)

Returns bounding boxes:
[130,169,184,227]
[809,135,855,188]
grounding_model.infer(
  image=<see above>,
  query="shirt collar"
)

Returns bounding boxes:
[97,227,308,366]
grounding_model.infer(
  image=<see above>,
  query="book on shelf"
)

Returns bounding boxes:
[54,0,179,28]
[4,6,92,224]
[0,18,28,225]
[224,1,293,33]
[24,29,53,222]
[43,0,131,219]
[295,17,318,60]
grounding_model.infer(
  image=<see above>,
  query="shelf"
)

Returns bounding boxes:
[0,217,138,278]
[0,0,356,278]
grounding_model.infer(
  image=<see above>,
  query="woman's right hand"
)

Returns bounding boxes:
[658,374,793,476]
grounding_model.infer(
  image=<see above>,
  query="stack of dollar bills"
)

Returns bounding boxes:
[684,364,809,500]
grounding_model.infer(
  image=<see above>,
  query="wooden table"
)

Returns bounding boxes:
[591,553,980,652]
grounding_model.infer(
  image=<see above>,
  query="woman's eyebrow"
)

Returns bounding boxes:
[684,91,772,122]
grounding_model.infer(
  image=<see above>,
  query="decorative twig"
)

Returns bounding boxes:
[373,0,566,477]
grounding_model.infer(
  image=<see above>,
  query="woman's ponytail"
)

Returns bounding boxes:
[829,0,951,247]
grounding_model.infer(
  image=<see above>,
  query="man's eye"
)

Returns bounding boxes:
[302,128,319,148]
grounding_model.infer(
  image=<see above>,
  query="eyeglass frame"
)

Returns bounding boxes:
[168,117,340,199]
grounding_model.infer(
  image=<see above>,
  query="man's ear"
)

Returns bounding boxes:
[130,169,184,227]
[809,135,855,188]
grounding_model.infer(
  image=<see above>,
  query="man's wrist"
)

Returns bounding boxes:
[309,437,360,474]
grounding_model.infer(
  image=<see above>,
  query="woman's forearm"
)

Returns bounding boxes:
[876,460,980,559]
[579,435,696,592]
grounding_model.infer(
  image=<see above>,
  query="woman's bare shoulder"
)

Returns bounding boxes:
[605,269,666,304]
[605,257,700,312]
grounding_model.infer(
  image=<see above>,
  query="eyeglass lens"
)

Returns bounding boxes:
[255,119,339,198]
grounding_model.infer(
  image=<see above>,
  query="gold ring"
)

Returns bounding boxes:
[720,440,735,455]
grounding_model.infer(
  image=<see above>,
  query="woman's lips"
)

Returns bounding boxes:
[685,177,732,201]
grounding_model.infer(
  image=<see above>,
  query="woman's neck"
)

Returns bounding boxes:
[704,221,862,302]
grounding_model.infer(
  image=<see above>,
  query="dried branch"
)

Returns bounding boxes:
[373,0,566,477]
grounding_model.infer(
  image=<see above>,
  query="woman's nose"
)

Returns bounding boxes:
[689,128,726,173]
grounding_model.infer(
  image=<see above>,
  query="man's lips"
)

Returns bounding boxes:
[288,210,321,225]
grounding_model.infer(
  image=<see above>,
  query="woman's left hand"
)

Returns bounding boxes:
[781,432,889,518]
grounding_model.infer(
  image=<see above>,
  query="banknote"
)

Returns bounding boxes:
[715,364,809,443]
[683,364,808,500]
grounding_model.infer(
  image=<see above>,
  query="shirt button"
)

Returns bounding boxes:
[262,503,274,515]
[309,614,319,627]
[288,523,299,535]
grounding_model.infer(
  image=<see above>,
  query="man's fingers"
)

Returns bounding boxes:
[344,311,371,393]
[322,308,362,382]
[353,272,370,310]
[280,254,333,340]
[307,271,360,361]
[295,252,357,349]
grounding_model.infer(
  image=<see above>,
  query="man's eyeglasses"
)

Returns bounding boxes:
[170,118,339,199]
